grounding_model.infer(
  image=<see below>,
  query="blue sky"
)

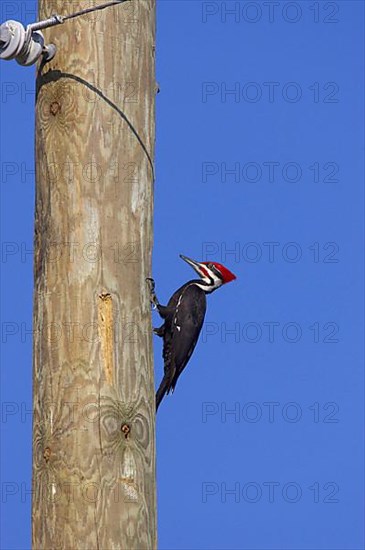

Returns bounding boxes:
[1,1,364,549]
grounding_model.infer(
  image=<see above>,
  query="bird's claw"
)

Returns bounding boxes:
[146,277,159,309]
[146,277,155,292]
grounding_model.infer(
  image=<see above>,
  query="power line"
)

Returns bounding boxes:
[29,0,131,32]
[0,0,131,66]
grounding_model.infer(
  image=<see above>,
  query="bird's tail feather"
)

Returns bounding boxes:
[156,377,170,412]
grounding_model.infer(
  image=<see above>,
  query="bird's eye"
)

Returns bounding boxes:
[210,265,223,278]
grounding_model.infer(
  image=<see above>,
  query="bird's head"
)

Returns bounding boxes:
[180,254,236,293]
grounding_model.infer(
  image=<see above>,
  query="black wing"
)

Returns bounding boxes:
[164,284,207,393]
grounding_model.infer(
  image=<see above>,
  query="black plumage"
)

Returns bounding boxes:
[149,254,236,411]
[155,281,207,411]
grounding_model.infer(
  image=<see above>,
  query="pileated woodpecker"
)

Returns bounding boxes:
[148,255,236,412]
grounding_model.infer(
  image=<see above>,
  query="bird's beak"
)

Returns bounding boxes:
[180,254,205,276]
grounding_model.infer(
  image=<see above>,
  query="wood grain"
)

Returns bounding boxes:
[32,1,156,548]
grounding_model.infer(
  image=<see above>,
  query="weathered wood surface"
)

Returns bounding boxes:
[32,1,156,548]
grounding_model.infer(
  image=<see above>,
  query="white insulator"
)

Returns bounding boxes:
[17,29,45,66]
[0,20,26,60]
[0,19,56,66]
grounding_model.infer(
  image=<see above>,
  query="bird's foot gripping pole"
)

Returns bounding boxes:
[146,278,160,310]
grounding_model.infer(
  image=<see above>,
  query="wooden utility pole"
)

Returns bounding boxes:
[32,1,156,548]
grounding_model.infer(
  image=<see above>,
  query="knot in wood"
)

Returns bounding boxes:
[121,423,131,439]
[43,447,52,462]
[50,101,60,116]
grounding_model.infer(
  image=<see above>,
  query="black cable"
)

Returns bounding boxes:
[63,0,130,22]
[28,0,130,32]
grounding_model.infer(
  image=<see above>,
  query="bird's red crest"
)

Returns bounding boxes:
[202,262,237,284]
